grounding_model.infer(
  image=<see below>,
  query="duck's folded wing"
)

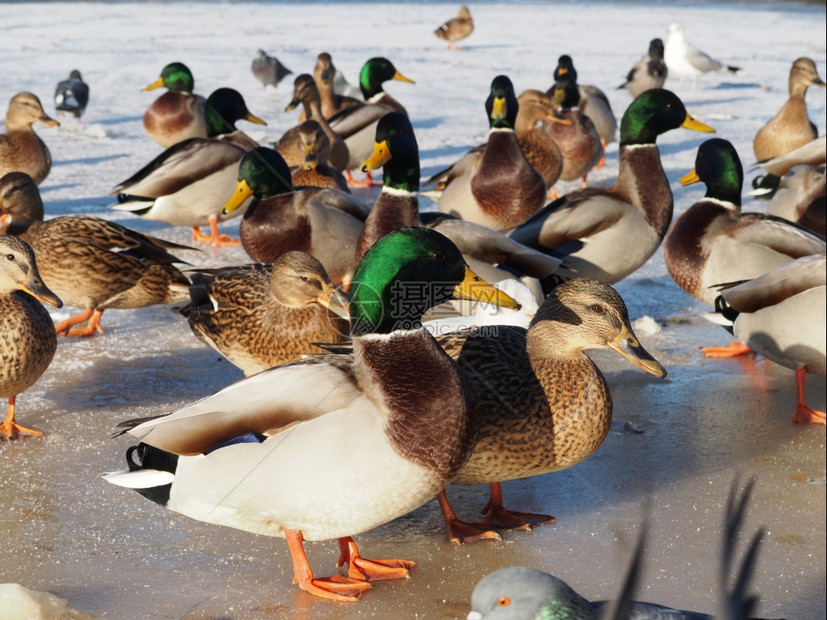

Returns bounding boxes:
[125,356,360,455]
[721,254,826,313]
[729,214,826,256]
[303,187,371,220]
[327,103,389,139]
[757,136,827,175]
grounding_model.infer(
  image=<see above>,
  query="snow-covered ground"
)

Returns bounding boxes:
[1,2,824,618]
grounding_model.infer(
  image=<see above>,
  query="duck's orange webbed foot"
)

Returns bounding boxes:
[191,219,241,247]
[792,368,826,425]
[336,537,415,581]
[285,530,371,602]
[1,397,43,440]
[346,170,382,188]
[481,483,555,531]
[701,341,753,358]
[438,491,502,545]
[55,308,105,337]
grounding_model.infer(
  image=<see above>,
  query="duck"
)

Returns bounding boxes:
[222,146,371,286]
[0,235,62,440]
[617,38,668,99]
[250,49,292,94]
[288,119,349,191]
[704,254,826,425]
[0,172,193,337]
[141,62,207,148]
[301,52,361,122]
[54,69,90,120]
[433,278,666,544]
[664,138,825,310]
[104,227,518,602]
[0,92,59,186]
[753,57,825,163]
[433,75,546,231]
[434,6,474,50]
[325,57,415,186]
[508,89,715,284]
[178,252,350,376]
[110,88,266,246]
[664,23,741,91]
[276,74,349,172]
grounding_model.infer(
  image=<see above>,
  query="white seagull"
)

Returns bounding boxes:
[664,23,741,90]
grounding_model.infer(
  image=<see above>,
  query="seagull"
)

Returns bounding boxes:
[618,38,668,98]
[251,49,292,94]
[665,23,741,91]
[54,69,89,120]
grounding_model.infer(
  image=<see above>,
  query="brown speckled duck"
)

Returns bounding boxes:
[289,120,349,191]
[178,253,350,376]
[0,93,59,186]
[142,62,207,148]
[432,279,666,543]
[0,234,62,440]
[753,57,825,163]
[0,172,193,337]
[434,6,474,50]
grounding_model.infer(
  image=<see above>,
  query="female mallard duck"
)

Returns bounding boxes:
[508,89,715,284]
[0,235,62,439]
[301,53,361,122]
[111,88,266,246]
[223,147,371,286]
[325,57,415,186]
[664,138,826,310]
[104,227,518,601]
[433,75,546,231]
[0,92,59,186]
[433,278,666,543]
[54,70,90,120]
[1,172,193,337]
[142,62,207,148]
[703,254,825,424]
[289,120,349,191]
[618,38,668,99]
[753,58,825,163]
[178,252,350,376]
[434,6,474,50]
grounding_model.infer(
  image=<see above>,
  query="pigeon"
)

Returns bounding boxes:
[251,49,292,92]
[665,23,741,91]
[618,38,668,98]
[54,69,89,119]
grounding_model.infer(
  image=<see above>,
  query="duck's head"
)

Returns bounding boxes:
[553,54,577,84]
[551,73,581,111]
[359,57,414,99]
[0,235,62,308]
[143,62,194,93]
[0,172,44,235]
[285,74,320,113]
[361,112,420,191]
[223,147,293,214]
[314,53,335,84]
[528,279,666,377]
[297,120,329,171]
[649,38,665,60]
[348,227,519,336]
[7,92,59,128]
[620,88,714,145]
[486,75,519,130]
[681,138,743,207]
[270,251,350,319]
[790,57,825,94]
[204,88,266,138]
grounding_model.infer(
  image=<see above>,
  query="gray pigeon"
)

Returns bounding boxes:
[54,69,89,119]
[251,49,292,91]
[618,39,668,98]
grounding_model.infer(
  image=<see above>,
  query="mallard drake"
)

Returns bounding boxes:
[664,138,825,309]
[0,92,59,186]
[251,49,292,93]
[664,23,741,91]
[508,89,715,284]
[433,279,666,543]
[111,88,266,246]
[753,57,825,163]
[104,227,518,601]
[289,119,349,191]
[223,146,371,286]
[325,57,415,186]
[142,62,207,148]
[434,6,473,50]
[433,75,546,231]
[54,70,90,120]
[0,235,62,439]
[704,254,825,424]
[178,253,350,376]
[618,38,668,98]
[0,172,193,337]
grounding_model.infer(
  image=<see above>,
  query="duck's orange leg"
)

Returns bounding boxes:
[481,482,556,531]
[596,139,607,168]
[701,341,753,358]
[192,216,241,246]
[0,396,42,440]
[284,530,371,602]
[346,170,382,188]
[55,308,105,337]
[792,368,826,425]
[438,490,501,545]
[336,537,415,581]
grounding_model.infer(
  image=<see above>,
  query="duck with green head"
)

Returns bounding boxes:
[509,88,715,284]
[105,227,518,601]
[142,62,208,148]
[111,88,267,246]
[434,75,546,232]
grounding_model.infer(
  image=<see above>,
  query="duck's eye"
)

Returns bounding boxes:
[6,254,15,261]
[299,275,311,283]
[497,596,511,607]
[432,251,445,262]
[590,304,603,314]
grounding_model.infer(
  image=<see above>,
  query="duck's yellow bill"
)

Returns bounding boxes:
[679,168,701,186]
[142,77,165,92]
[682,114,715,134]
[491,96,507,121]
[285,100,299,112]
[361,140,391,172]
[453,266,521,310]
[223,179,254,215]
[245,112,267,126]
[38,114,59,127]
[607,325,667,378]
[317,285,351,321]
[393,71,415,85]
